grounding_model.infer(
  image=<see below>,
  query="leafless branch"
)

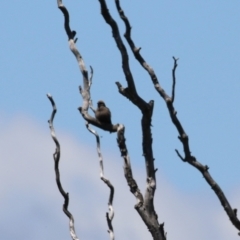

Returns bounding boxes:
[57,0,118,133]
[175,149,185,162]
[171,57,178,103]
[98,0,145,107]
[57,0,118,238]
[116,124,166,240]
[116,126,142,207]
[89,66,93,89]
[114,0,240,234]
[86,123,115,240]
[98,1,166,239]
[114,0,169,101]
[47,94,79,240]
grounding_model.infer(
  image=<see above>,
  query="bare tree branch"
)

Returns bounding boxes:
[116,124,166,240]
[57,0,77,42]
[171,57,178,103]
[98,1,166,239]
[86,123,115,240]
[114,0,240,234]
[47,94,79,240]
[56,0,118,238]
[98,0,146,108]
[57,0,118,133]
[99,0,165,239]
[116,124,143,207]
[114,0,169,101]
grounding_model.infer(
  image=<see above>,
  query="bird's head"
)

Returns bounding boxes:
[97,100,106,108]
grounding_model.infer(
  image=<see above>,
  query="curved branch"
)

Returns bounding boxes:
[47,94,79,240]
[116,124,143,207]
[114,0,240,234]
[56,0,119,237]
[98,0,156,182]
[98,1,137,94]
[78,85,118,133]
[115,0,169,101]
[86,123,115,240]
[98,0,146,109]
[57,0,118,133]
[116,125,166,240]
[57,0,77,42]
[98,1,166,239]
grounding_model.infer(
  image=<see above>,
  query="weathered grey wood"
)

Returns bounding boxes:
[47,94,79,240]
[114,0,240,235]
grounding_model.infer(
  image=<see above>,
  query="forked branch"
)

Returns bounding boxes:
[116,124,166,240]
[57,0,118,132]
[56,0,119,238]
[114,0,240,234]
[171,57,178,103]
[98,1,166,239]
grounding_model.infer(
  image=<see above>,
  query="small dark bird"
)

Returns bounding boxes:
[95,100,112,125]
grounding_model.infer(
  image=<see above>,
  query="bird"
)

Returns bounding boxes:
[95,100,112,125]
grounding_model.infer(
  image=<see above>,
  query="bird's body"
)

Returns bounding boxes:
[95,100,112,125]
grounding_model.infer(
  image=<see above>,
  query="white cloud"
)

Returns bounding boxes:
[0,114,239,240]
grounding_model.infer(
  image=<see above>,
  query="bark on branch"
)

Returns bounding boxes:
[86,123,115,240]
[114,0,240,234]
[98,1,166,239]
[57,0,118,133]
[47,94,79,240]
[56,0,120,238]
[116,124,166,240]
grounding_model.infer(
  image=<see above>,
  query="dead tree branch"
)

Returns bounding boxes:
[171,57,178,103]
[98,1,166,239]
[114,0,240,234]
[86,123,115,240]
[47,94,79,240]
[56,0,120,238]
[117,124,167,239]
[57,0,118,132]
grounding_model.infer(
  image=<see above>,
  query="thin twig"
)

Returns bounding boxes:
[171,57,178,103]
[47,94,79,240]
[56,0,118,237]
[89,66,93,88]
[57,0,118,132]
[86,123,115,240]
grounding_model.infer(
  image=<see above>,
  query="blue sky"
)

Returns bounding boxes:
[0,1,240,239]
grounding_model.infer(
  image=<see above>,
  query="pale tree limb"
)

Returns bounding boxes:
[82,45,143,240]
[116,124,166,239]
[47,94,79,240]
[83,68,142,239]
[117,125,144,208]
[58,0,153,237]
[57,0,145,214]
[86,123,115,240]
[98,1,167,239]
[114,0,240,234]
[57,0,118,132]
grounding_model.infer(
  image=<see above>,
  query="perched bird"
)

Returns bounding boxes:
[95,100,112,125]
